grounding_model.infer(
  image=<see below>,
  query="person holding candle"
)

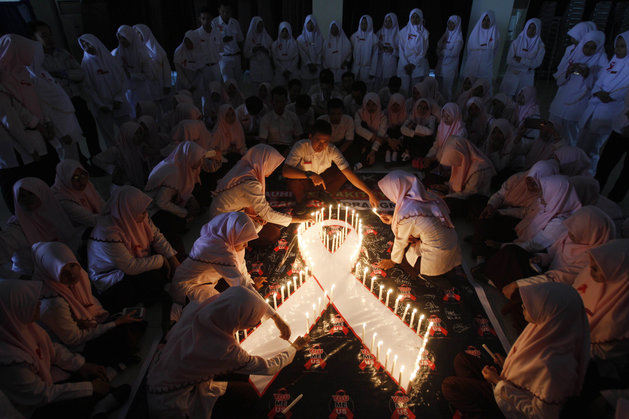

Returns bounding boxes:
[441,282,589,419]
[283,119,379,215]
[377,171,461,287]
[147,286,308,419]
[211,144,311,247]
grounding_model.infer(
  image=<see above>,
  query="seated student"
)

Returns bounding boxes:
[434,136,495,219]
[379,76,403,109]
[165,102,202,135]
[482,118,517,181]
[212,104,247,166]
[87,186,179,313]
[573,239,629,361]
[171,212,266,318]
[256,82,272,110]
[340,71,355,96]
[514,119,566,171]
[473,159,559,258]
[287,78,302,104]
[317,98,354,156]
[401,98,437,162]
[405,83,423,114]
[51,160,104,229]
[552,145,592,176]
[422,102,465,166]
[135,100,160,121]
[258,86,303,155]
[309,68,343,116]
[0,280,124,419]
[147,286,306,419]
[144,142,207,258]
[283,120,379,213]
[383,93,407,165]
[221,79,244,109]
[480,175,582,290]
[457,78,491,113]
[343,80,366,116]
[202,81,223,128]
[137,115,171,169]
[33,242,142,364]
[352,92,388,169]
[442,282,589,419]
[0,178,78,277]
[418,77,446,108]
[286,94,315,134]
[211,144,308,246]
[92,121,148,189]
[465,97,489,147]
[569,175,624,234]
[501,206,615,300]
[487,93,516,126]
[236,96,265,144]
[377,171,461,285]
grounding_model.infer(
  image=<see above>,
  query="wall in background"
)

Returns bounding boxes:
[313,0,343,40]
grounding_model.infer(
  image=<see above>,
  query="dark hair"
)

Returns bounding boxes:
[327,98,344,111]
[28,20,49,36]
[271,86,288,99]
[245,96,263,114]
[341,71,355,80]
[351,81,367,94]
[312,119,332,136]
[218,2,231,9]
[295,94,312,109]
[319,68,334,85]
[288,78,302,89]
[388,76,402,89]
[198,6,211,15]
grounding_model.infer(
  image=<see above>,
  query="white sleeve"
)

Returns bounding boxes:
[391,218,413,264]
[153,187,188,218]
[354,112,375,141]
[233,345,297,376]
[94,237,165,276]
[494,380,558,419]
[243,181,292,227]
[514,217,567,253]
[58,199,100,228]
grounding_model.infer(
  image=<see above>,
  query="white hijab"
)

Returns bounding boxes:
[272,22,299,62]
[173,30,204,71]
[352,15,377,66]
[297,15,324,62]
[133,24,167,62]
[324,21,351,68]
[245,16,273,54]
[555,30,607,78]
[78,33,127,100]
[443,15,463,45]
[467,10,499,51]
[113,25,150,76]
[377,13,399,49]
[511,18,543,61]
[399,8,429,57]
[596,32,629,94]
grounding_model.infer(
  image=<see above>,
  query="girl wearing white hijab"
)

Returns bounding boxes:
[271,22,299,86]
[173,31,204,108]
[577,31,629,171]
[147,286,305,419]
[397,9,430,92]
[377,171,461,280]
[323,21,352,83]
[78,33,132,148]
[436,16,464,101]
[462,10,500,83]
[297,15,324,90]
[350,15,379,89]
[376,13,400,88]
[567,21,597,45]
[133,24,172,107]
[550,30,607,145]
[112,25,155,117]
[499,18,545,96]
[244,17,273,85]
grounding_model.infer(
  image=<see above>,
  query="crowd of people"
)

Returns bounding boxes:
[0,2,628,418]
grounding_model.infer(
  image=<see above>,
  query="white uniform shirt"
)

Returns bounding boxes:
[318,114,354,144]
[211,16,244,55]
[285,139,350,175]
[258,109,303,146]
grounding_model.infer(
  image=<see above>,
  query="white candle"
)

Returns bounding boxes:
[326,231,330,250]
[371,332,377,353]
[394,296,401,313]
[378,284,384,300]
[344,206,348,230]
[299,270,304,285]
[399,365,405,385]
[305,312,310,332]
[362,322,366,341]
[410,309,417,329]
[402,304,410,322]
[385,349,391,370]
[352,209,356,229]
[293,276,297,291]
[416,314,425,335]
[281,394,303,415]
[235,331,240,343]
[337,204,340,219]
[376,341,382,360]
[280,285,285,303]
[370,276,376,292]
[312,303,316,320]
[392,354,398,377]
[317,297,322,314]
[363,267,368,285]
[272,293,277,309]
[330,284,335,300]
[286,281,291,295]
[244,328,248,338]
[482,344,495,360]
[385,289,393,307]
[329,205,332,220]
[423,321,433,343]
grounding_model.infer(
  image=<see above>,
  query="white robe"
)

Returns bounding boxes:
[499,19,545,96]
[271,22,299,86]
[462,11,500,82]
[376,13,400,82]
[243,17,273,84]
[350,16,379,86]
[436,16,464,101]
[397,9,430,89]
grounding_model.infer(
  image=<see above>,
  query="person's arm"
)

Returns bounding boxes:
[390,218,413,264]
[39,298,115,348]
[522,44,545,70]
[233,346,297,376]
[340,168,379,208]
[445,170,490,199]
[0,224,30,278]
[243,181,293,226]
[354,112,375,141]
[494,379,558,419]
[97,237,165,276]
[57,199,99,228]
[514,217,567,253]
[153,187,188,218]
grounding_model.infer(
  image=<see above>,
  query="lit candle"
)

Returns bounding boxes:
[317,297,322,314]
[392,354,398,377]
[370,276,376,292]
[410,309,417,329]
[362,266,368,285]
[394,296,402,313]
[235,331,240,343]
[408,371,417,391]
[326,231,330,250]
[244,328,248,338]
[344,206,348,230]
[272,292,277,309]
[402,304,410,322]
[352,209,356,229]
[376,340,382,360]
[385,289,393,307]
[330,284,336,300]
[399,365,405,385]
[378,284,384,300]
[299,270,304,285]
[416,314,425,335]
[312,303,316,320]
[372,207,378,216]
[280,285,285,303]
[286,281,291,295]
[305,266,309,280]
[385,349,391,370]
[293,276,297,291]
[371,332,377,353]
[305,312,310,331]
[337,203,340,219]
[329,205,332,220]
[362,322,366,341]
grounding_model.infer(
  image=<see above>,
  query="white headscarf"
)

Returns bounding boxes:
[467,10,499,51]
[511,18,544,61]
[566,21,596,44]
[399,9,429,58]
[297,15,324,63]
[352,15,377,67]
[173,30,204,71]
[273,22,299,61]
[244,16,272,56]
[215,144,284,195]
[596,32,629,95]
[78,33,127,100]
[134,24,167,62]
[377,13,399,50]
[324,21,351,69]
[444,15,463,45]
[113,25,150,76]
[555,30,607,78]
